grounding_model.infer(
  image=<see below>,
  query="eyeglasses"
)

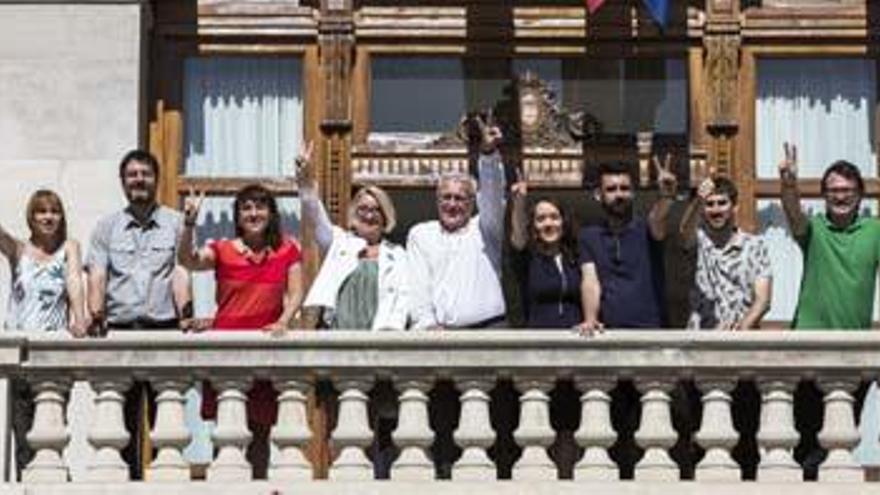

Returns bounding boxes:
[356,205,382,216]
[439,193,472,204]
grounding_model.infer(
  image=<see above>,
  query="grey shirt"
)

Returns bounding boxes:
[87,205,182,325]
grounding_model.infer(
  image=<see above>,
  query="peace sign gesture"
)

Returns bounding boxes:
[474,111,503,154]
[779,142,798,182]
[510,167,528,199]
[293,140,315,182]
[183,186,205,227]
[654,152,677,198]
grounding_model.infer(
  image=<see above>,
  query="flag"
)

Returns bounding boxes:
[642,0,670,27]
[586,0,606,14]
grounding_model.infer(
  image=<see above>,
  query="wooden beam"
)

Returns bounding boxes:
[176,176,299,196]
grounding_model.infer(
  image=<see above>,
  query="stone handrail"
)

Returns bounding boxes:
[2,330,879,488]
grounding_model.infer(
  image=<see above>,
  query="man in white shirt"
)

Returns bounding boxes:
[407,116,507,329]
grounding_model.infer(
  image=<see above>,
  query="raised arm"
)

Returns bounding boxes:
[679,177,715,250]
[475,119,507,247]
[779,142,808,240]
[648,153,678,242]
[64,240,89,338]
[0,221,22,262]
[509,172,529,251]
[177,188,216,271]
[295,142,334,254]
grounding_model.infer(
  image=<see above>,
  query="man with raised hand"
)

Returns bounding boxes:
[780,143,880,329]
[578,155,677,333]
[680,174,772,330]
[407,113,507,329]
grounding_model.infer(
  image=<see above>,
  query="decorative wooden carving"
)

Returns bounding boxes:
[704,0,741,178]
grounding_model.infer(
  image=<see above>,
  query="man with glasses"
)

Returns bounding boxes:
[407,115,507,329]
[680,175,772,330]
[578,158,676,332]
[780,143,880,329]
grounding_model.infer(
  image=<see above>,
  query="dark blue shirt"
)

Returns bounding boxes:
[578,218,665,328]
[515,249,583,329]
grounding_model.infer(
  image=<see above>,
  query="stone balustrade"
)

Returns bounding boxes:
[0,330,878,494]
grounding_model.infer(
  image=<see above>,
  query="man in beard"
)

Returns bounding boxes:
[680,175,772,330]
[86,149,192,479]
[577,158,676,332]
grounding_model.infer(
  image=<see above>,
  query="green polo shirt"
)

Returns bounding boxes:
[793,214,880,330]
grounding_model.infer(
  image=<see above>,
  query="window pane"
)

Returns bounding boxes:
[757,199,878,321]
[190,196,300,318]
[756,58,877,179]
[370,57,466,134]
[184,57,304,177]
[369,56,687,137]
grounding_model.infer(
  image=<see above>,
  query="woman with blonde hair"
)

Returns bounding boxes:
[1,189,88,335]
[297,142,410,330]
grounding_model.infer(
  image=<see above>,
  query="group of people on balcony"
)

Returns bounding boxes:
[1,119,878,338]
[1,114,878,475]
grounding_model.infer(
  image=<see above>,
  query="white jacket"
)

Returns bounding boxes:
[303,227,410,331]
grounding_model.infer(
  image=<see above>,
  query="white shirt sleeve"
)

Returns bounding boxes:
[406,226,438,330]
[299,184,335,255]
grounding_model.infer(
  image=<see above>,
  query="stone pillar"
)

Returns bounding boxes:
[329,377,374,480]
[573,377,618,481]
[391,377,434,480]
[756,378,801,482]
[512,377,556,480]
[207,378,253,482]
[634,378,678,481]
[86,378,131,482]
[817,378,862,482]
[695,378,740,481]
[148,378,192,482]
[452,377,496,481]
[270,377,313,481]
[23,379,70,483]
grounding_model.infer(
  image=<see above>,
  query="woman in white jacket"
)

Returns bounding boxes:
[297,142,410,330]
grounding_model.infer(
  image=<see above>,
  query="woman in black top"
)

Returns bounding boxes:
[510,178,583,328]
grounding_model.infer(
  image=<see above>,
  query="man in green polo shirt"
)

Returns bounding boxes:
[780,143,880,479]
[780,143,880,329]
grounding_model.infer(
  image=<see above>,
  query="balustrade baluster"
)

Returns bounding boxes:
[695,378,740,481]
[87,378,131,482]
[207,378,252,481]
[23,379,70,483]
[148,378,192,481]
[391,377,434,480]
[270,377,314,481]
[452,377,496,480]
[573,377,618,481]
[634,378,679,481]
[329,377,374,480]
[817,378,862,482]
[512,377,556,480]
[757,377,801,482]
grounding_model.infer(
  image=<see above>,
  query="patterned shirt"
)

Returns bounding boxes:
[688,228,771,329]
[87,205,182,325]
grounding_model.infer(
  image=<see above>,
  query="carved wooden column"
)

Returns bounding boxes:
[318,0,354,225]
[703,0,742,184]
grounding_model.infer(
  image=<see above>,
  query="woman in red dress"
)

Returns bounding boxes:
[178,184,303,477]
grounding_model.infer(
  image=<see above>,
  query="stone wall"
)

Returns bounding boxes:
[0,2,144,325]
